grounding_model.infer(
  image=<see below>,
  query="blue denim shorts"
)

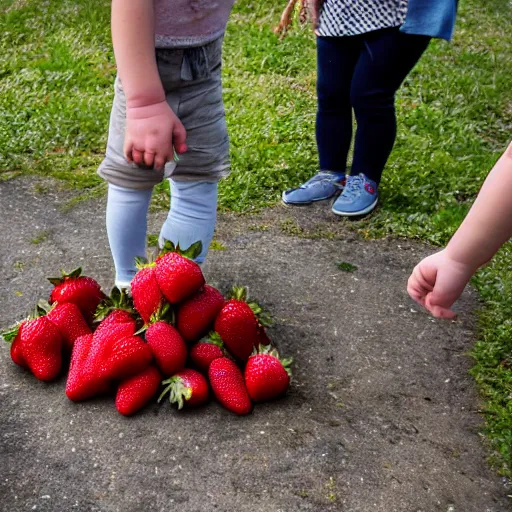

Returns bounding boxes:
[98,36,230,190]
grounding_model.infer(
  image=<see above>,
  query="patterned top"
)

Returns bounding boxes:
[154,0,235,49]
[317,0,409,37]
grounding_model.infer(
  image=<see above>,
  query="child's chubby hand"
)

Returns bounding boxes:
[124,100,187,171]
[407,249,475,319]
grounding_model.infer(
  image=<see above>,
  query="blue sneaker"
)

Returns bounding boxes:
[282,171,346,206]
[331,173,378,217]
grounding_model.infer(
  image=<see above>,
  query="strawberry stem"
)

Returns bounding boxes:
[158,376,192,409]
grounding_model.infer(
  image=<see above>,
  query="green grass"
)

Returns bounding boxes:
[0,0,511,477]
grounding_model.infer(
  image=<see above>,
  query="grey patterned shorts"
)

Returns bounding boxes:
[98,36,230,190]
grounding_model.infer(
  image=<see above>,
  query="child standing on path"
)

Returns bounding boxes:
[282,0,458,217]
[408,142,512,319]
[98,0,235,288]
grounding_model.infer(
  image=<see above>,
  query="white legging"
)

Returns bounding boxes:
[106,180,218,286]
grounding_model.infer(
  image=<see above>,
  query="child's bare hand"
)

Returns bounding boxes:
[407,249,474,319]
[124,100,187,171]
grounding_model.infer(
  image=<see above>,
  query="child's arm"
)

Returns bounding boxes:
[111,0,187,171]
[408,141,512,318]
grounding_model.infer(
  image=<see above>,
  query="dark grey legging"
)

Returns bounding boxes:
[316,27,431,183]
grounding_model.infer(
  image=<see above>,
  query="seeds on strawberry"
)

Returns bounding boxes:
[145,321,187,376]
[101,335,153,381]
[214,301,260,361]
[244,346,292,403]
[116,366,162,416]
[94,286,135,325]
[214,286,271,361]
[93,315,137,347]
[190,336,225,373]
[159,369,209,409]
[131,265,165,324]
[155,252,205,304]
[208,357,252,415]
[47,302,91,353]
[48,267,104,322]
[19,316,63,381]
[176,285,225,342]
[66,334,110,402]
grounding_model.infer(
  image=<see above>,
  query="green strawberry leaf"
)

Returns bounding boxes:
[93,286,135,323]
[47,266,82,285]
[159,239,203,260]
[229,286,248,302]
[206,331,224,347]
[1,323,22,343]
[36,299,52,316]
[134,256,149,269]
[181,240,203,260]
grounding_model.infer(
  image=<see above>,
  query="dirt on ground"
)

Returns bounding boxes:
[0,178,510,512]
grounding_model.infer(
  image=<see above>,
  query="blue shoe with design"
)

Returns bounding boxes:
[331,173,378,217]
[282,171,346,206]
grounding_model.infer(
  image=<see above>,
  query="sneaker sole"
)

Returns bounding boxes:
[281,190,341,206]
[331,197,378,217]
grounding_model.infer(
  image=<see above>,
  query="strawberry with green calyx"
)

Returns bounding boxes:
[155,241,205,304]
[158,369,209,409]
[131,258,166,325]
[94,286,135,325]
[116,365,162,416]
[145,320,187,376]
[45,301,91,353]
[190,333,226,373]
[208,357,252,415]
[244,346,292,403]
[214,286,271,362]
[48,267,104,322]
[176,285,225,342]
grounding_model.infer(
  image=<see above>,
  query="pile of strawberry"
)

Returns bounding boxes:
[2,242,292,416]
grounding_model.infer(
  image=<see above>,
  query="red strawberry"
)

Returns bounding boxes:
[2,321,27,367]
[176,285,225,342]
[94,314,136,344]
[158,368,209,409]
[190,334,225,373]
[145,321,187,376]
[96,309,135,331]
[48,267,104,322]
[66,323,151,402]
[18,316,63,381]
[208,357,252,415]
[115,365,162,416]
[244,346,292,402]
[47,302,91,353]
[131,265,165,324]
[93,286,136,327]
[155,252,205,304]
[101,334,153,381]
[66,334,110,401]
[214,287,270,361]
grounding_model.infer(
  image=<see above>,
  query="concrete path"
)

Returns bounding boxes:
[0,178,509,511]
